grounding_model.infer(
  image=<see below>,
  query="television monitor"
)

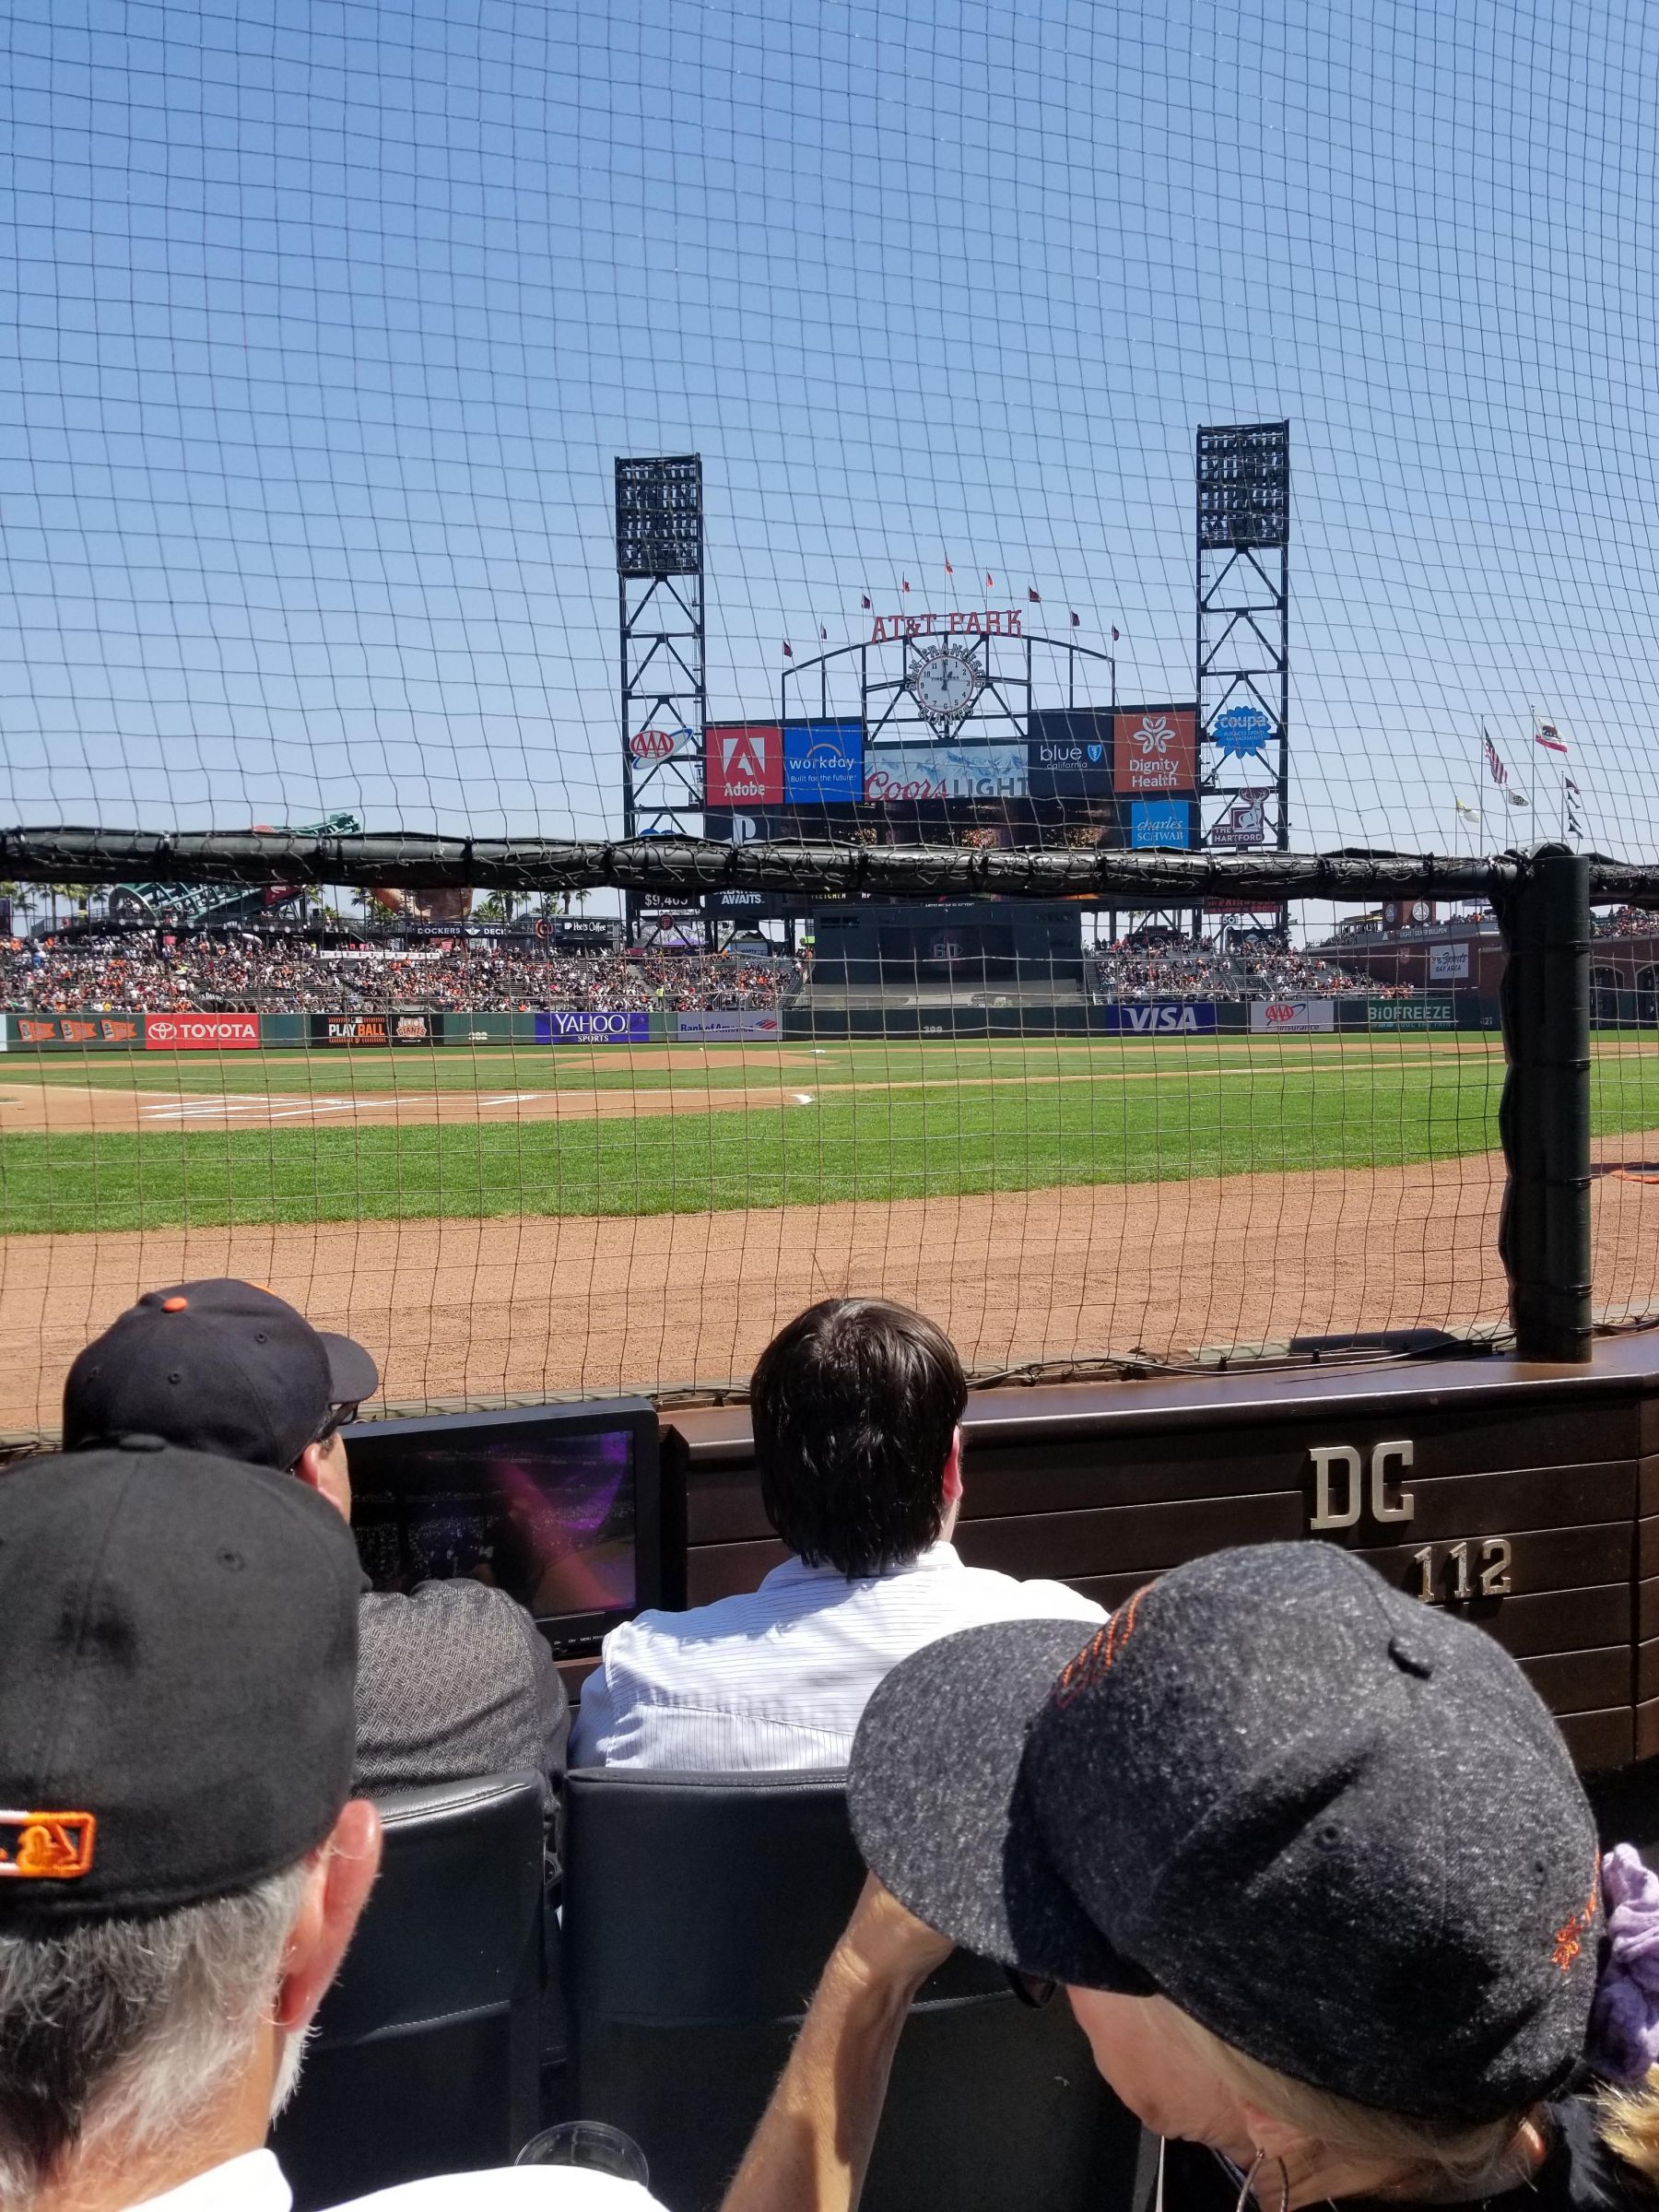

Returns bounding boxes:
[343,1399,661,1657]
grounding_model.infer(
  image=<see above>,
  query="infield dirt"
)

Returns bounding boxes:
[2,1140,1654,1435]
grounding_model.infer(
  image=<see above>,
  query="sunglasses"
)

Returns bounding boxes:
[1004,1967,1058,2009]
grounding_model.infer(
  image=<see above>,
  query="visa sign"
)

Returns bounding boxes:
[1096,1001,1218,1034]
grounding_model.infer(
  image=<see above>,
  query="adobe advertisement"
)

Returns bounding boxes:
[1113,706,1197,794]
[1249,1000,1336,1033]
[705,723,783,806]
[145,1013,261,1052]
[782,721,863,803]
[535,1011,652,1044]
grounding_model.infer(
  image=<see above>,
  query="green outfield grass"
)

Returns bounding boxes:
[2,1031,1652,1236]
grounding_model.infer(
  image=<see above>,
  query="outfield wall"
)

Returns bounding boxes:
[0,997,1513,1052]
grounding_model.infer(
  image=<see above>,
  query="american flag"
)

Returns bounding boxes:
[1483,729,1509,786]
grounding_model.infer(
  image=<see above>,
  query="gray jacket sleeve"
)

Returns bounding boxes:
[352,1581,571,1802]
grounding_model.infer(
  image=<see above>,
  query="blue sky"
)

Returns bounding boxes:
[0,0,1656,865]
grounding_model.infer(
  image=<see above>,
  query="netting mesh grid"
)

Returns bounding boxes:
[0,0,1656,1428]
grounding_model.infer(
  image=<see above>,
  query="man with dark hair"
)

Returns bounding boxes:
[62,1279,569,1805]
[571,1298,1102,1770]
[0,1437,661,2212]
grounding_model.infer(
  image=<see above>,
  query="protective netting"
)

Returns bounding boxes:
[1,0,1657,1426]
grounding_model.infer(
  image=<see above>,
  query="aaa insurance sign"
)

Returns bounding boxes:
[706,724,783,805]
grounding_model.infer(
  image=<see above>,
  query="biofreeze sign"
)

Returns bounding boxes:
[1249,1000,1336,1033]
[1096,1002,1218,1034]
[535,1010,651,1044]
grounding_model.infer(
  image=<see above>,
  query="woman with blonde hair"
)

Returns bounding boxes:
[723,1542,1659,2212]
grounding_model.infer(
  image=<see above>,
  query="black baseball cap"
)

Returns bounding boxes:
[0,1439,360,1921]
[63,1280,380,1473]
[849,1542,1602,2124]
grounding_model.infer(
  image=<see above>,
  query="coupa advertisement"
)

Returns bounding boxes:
[535,1010,652,1044]
[1095,1002,1218,1034]
[1248,1000,1336,1033]
[674,1009,782,1041]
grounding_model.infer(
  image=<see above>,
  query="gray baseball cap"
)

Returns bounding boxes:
[849,1542,1602,2124]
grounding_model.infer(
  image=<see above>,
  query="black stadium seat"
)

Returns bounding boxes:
[270,1770,547,2211]
[563,1766,1142,2212]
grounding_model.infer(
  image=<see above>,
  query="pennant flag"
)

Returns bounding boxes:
[944,559,954,576]
[985,572,994,589]
[1505,789,1529,808]
[1483,729,1510,786]
[1070,611,1080,628]
[861,594,871,610]
[1535,722,1568,754]
[819,627,828,641]
[782,641,793,657]
[1028,587,1041,604]
[1112,626,1121,642]
[901,579,911,593]
[1568,812,1583,836]
[1565,777,1582,794]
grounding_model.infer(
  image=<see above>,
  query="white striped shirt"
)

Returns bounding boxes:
[569,1542,1106,1772]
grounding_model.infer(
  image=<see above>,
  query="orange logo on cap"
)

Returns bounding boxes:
[0,1811,97,1879]
[1551,1862,1601,1972]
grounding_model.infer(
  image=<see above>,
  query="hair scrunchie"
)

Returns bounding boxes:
[1588,1844,1659,2082]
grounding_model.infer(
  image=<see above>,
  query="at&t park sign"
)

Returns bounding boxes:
[865,607,1030,643]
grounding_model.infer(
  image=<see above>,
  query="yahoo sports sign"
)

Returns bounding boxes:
[535,1010,651,1044]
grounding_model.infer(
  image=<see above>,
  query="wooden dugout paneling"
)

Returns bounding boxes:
[661,1335,1659,1771]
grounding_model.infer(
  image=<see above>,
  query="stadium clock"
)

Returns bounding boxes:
[908,645,982,729]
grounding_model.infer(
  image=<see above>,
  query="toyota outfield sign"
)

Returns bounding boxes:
[535,1010,652,1044]
[146,1013,261,1052]
[1249,999,1336,1033]
[1096,1001,1218,1034]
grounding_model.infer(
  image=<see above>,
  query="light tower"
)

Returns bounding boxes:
[1195,423,1290,871]
[617,454,706,942]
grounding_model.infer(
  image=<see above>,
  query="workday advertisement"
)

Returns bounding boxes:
[1096,1001,1218,1034]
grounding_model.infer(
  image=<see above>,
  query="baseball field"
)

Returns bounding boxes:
[1,1030,1655,1432]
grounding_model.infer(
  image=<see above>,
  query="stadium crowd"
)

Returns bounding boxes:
[0,935,801,1015]
[1594,905,1659,939]
[1091,936,1371,1000]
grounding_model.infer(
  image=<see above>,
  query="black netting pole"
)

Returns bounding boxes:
[1495,850,1593,1361]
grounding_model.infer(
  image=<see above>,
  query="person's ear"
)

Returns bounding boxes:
[941,1427,964,1507]
[292,1440,326,1497]
[1237,2100,1309,2168]
[273,1800,382,2037]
